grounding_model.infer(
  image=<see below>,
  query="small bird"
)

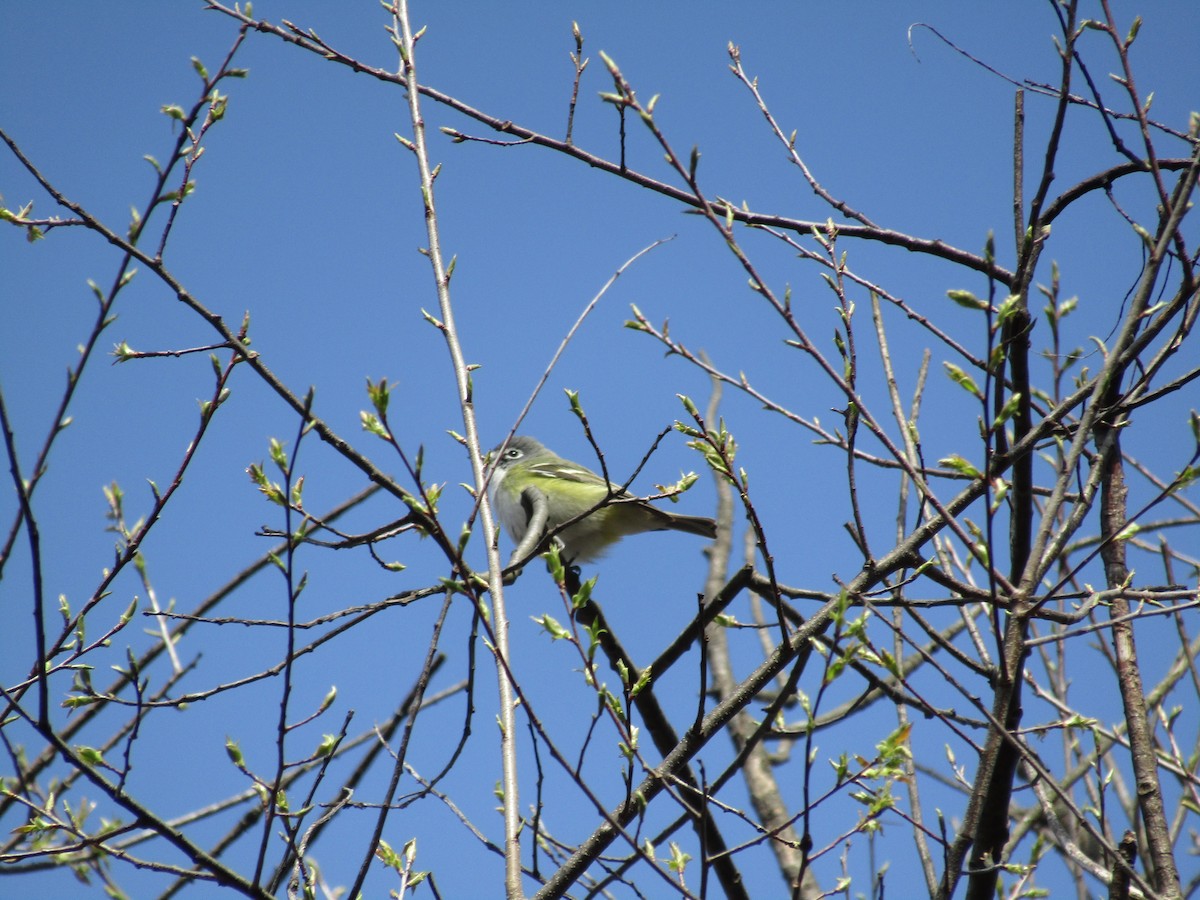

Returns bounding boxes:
[489,435,717,563]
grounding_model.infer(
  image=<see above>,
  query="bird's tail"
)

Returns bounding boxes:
[664,512,718,539]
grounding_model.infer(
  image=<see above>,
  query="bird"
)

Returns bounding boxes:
[489,435,717,564]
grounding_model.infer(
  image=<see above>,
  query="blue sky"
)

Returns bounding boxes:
[3,2,1199,897]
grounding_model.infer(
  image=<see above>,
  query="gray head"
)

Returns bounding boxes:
[492,435,549,472]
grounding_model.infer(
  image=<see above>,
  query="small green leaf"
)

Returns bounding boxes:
[939,454,982,478]
[630,665,653,698]
[990,477,1010,513]
[544,542,565,583]
[943,362,982,399]
[319,685,337,713]
[62,696,100,709]
[268,437,287,470]
[993,393,1023,429]
[995,294,1021,325]
[946,289,987,311]
[1113,522,1139,541]
[1125,15,1142,45]
[367,377,391,416]
[376,840,401,870]
[314,734,337,757]
[572,575,597,609]
[667,841,692,874]
[76,746,105,766]
[533,614,571,641]
[360,411,392,440]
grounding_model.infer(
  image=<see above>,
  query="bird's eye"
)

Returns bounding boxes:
[505,448,521,460]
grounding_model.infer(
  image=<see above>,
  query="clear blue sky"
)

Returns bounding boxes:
[3,2,1198,897]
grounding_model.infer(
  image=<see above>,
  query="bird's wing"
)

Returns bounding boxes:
[525,460,634,496]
